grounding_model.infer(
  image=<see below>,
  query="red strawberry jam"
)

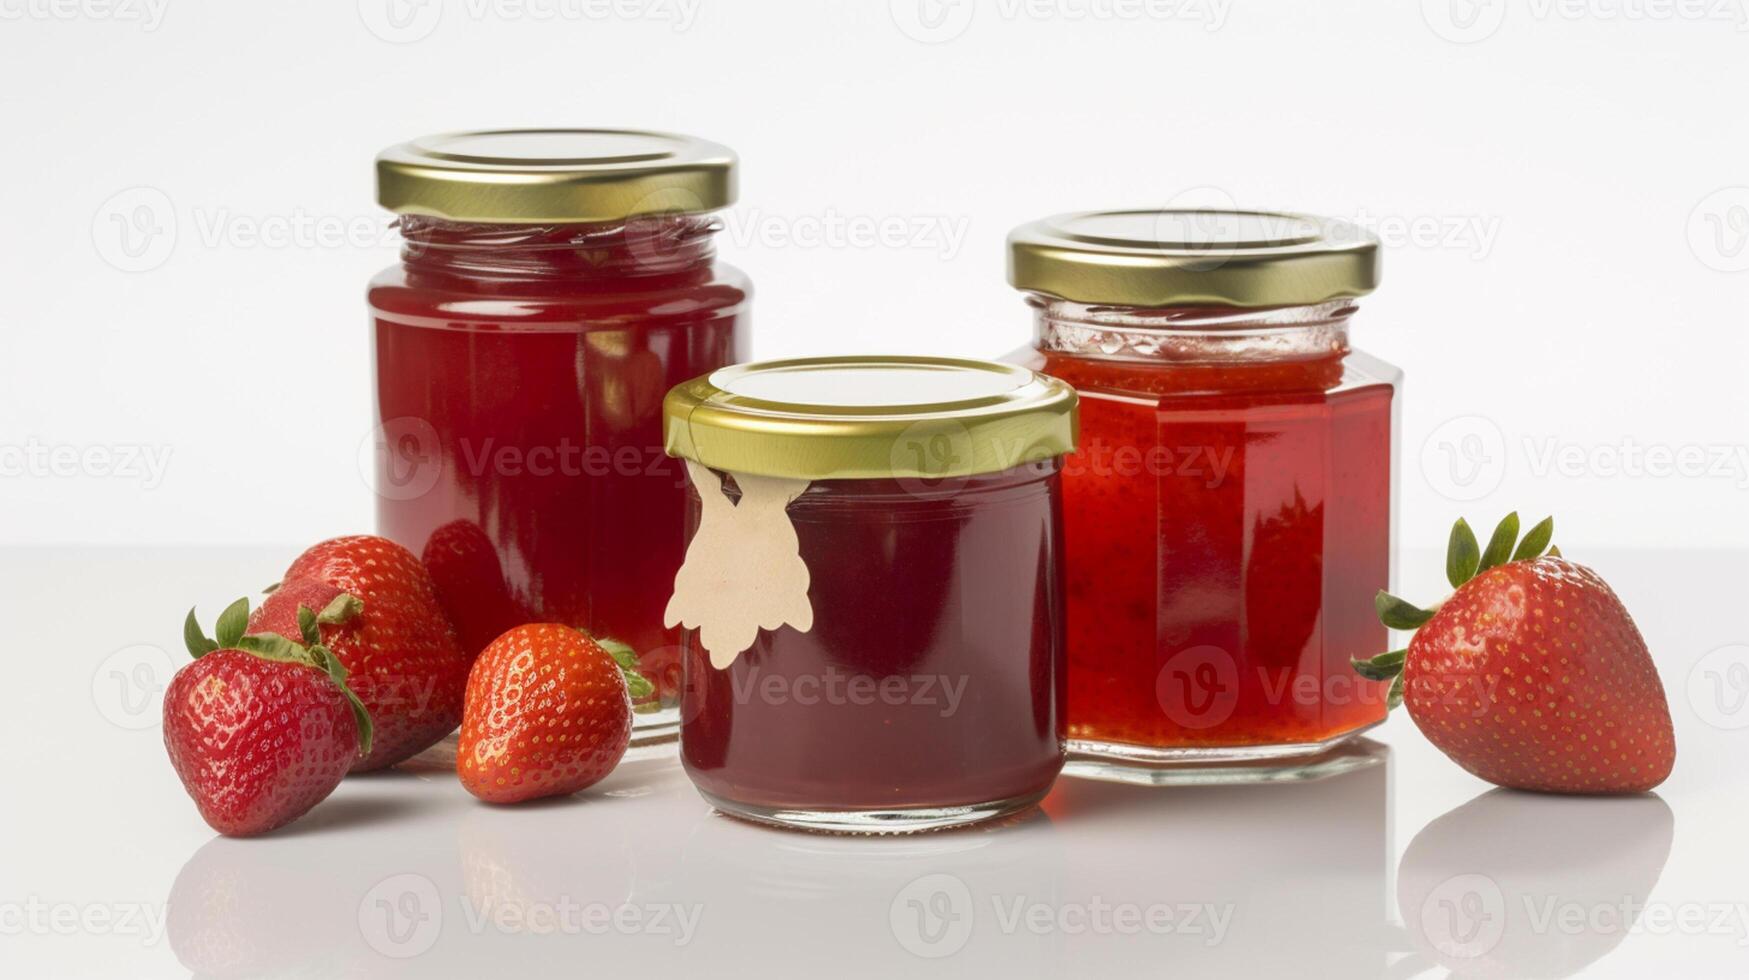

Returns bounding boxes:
[1019,344,1395,755]
[368,130,748,741]
[1005,209,1400,778]
[663,357,1078,832]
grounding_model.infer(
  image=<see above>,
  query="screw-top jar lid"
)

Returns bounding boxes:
[663,357,1079,481]
[376,129,735,224]
[1008,209,1380,308]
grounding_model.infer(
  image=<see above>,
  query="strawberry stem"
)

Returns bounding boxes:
[1446,518,1481,588]
[1476,512,1520,574]
[1357,511,1561,708]
[1374,591,1434,629]
[592,634,656,701]
[184,609,219,659]
[213,597,250,649]
[1513,516,1555,562]
[1351,649,1405,681]
[315,594,364,625]
[181,597,374,759]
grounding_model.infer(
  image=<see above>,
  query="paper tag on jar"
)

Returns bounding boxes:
[664,460,814,669]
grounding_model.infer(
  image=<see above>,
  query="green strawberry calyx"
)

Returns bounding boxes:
[589,634,657,704]
[182,595,374,759]
[1350,512,1559,711]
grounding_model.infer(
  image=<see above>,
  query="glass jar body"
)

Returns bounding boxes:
[678,461,1067,832]
[369,216,749,741]
[1007,298,1399,779]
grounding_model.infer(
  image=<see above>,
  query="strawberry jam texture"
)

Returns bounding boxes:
[371,217,747,669]
[680,463,1066,811]
[1012,344,1396,751]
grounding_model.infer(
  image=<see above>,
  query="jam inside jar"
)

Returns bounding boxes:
[1004,210,1400,782]
[368,130,748,741]
[662,357,1079,832]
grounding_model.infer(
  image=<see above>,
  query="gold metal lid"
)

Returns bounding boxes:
[664,356,1079,481]
[1008,209,1380,308]
[376,129,735,224]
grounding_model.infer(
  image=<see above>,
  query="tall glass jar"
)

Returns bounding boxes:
[369,130,749,744]
[1004,210,1400,783]
[662,357,1078,832]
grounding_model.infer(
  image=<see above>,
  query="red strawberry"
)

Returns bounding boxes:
[420,518,530,657]
[251,535,469,771]
[1354,514,1675,794]
[165,598,373,836]
[457,624,648,804]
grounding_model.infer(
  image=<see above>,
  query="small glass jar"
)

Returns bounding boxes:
[1004,210,1400,783]
[369,130,749,743]
[662,357,1079,832]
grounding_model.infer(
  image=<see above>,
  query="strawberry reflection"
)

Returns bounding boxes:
[165,750,695,978]
[1396,788,1674,977]
[420,518,530,659]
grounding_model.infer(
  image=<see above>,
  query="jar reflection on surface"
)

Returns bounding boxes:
[1040,739,1389,974]
[679,461,1067,815]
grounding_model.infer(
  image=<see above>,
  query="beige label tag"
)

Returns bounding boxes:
[664,460,814,669]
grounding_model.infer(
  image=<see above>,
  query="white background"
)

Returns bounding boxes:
[2,0,1746,549]
[4,6,1749,979]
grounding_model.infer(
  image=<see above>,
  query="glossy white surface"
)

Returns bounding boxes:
[5,548,1747,978]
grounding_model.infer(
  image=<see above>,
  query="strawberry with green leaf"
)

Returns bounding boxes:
[164,598,373,837]
[250,535,471,771]
[1354,513,1675,794]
